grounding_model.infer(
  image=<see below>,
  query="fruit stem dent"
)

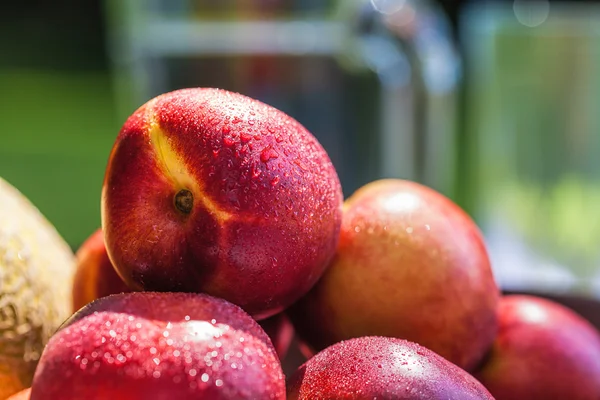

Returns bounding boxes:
[175,189,194,214]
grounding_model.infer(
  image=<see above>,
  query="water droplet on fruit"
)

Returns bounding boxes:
[185,315,191,321]
[213,149,220,158]
[261,146,279,163]
[240,132,252,143]
[251,164,261,179]
[406,227,414,234]
[223,137,235,147]
[222,125,231,134]
[275,135,284,143]
[153,371,161,379]
[189,368,197,377]
[248,119,255,125]
[354,226,361,233]
[272,257,278,267]
[425,224,431,231]
[253,134,262,141]
[201,373,209,382]
[232,116,242,124]
[216,379,224,387]
[270,176,280,187]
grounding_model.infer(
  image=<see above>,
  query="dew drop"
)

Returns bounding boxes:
[260,146,279,163]
[223,137,235,147]
[215,379,224,387]
[240,132,252,143]
[201,373,209,382]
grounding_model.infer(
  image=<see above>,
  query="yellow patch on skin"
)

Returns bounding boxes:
[146,110,232,223]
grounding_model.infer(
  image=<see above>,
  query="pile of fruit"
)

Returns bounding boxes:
[2,88,600,400]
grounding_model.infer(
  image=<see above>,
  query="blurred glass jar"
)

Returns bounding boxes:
[461,2,600,298]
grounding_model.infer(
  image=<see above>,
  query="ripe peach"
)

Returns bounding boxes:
[30,292,285,399]
[101,88,342,319]
[474,295,600,399]
[72,228,131,312]
[287,336,494,399]
[288,179,500,371]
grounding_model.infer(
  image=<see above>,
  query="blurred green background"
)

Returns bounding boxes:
[0,2,120,249]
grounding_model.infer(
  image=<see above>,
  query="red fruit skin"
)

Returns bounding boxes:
[288,179,500,371]
[72,229,132,312]
[30,292,285,400]
[287,336,494,400]
[101,88,343,319]
[6,388,30,400]
[259,313,295,360]
[474,295,600,400]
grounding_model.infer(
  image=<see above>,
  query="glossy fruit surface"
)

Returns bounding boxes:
[474,295,600,400]
[102,88,343,319]
[287,336,494,400]
[289,179,499,370]
[31,292,286,400]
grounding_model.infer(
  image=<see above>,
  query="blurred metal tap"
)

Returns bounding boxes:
[342,0,462,196]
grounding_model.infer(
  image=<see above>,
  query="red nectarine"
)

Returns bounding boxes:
[101,88,342,319]
[474,295,600,400]
[288,179,500,371]
[287,336,494,399]
[30,292,285,399]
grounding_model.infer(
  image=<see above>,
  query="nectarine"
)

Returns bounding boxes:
[287,336,494,399]
[474,295,600,400]
[101,88,342,319]
[30,292,285,399]
[288,179,499,370]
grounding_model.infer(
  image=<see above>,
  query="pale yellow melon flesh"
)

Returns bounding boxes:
[0,177,75,399]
